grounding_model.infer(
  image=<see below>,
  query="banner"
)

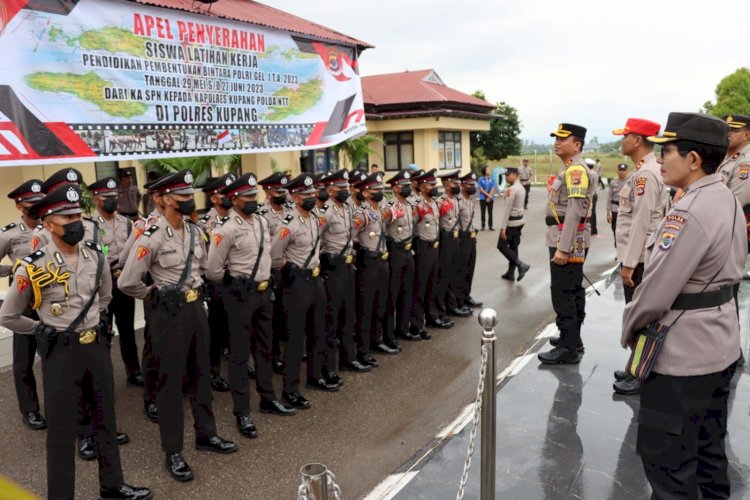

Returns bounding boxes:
[0,0,367,166]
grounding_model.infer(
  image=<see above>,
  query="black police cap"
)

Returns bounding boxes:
[725,114,750,129]
[387,170,413,186]
[285,173,316,194]
[42,167,83,193]
[648,112,728,147]
[30,184,82,219]
[223,173,259,197]
[202,173,237,194]
[8,179,44,203]
[88,177,119,197]
[551,123,587,141]
[257,171,290,189]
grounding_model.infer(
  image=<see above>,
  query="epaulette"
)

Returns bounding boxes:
[35,224,43,230]
[318,204,329,213]
[84,241,103,252]
[387,200,394,207]
[217,215,231,226]
[284,201,294,209]
[143,225,160,237]
[1,223,16,232]
[259,207,269,215]
[200,214,211,222]
[22,250,44,263]
[282,214,294,225]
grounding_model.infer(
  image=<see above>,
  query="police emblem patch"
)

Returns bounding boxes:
[66,187,79,203]
[184,172,194,184]
[16,275,30,293]
[635,177,647,196]
[659,232,676,251]
[569,170,582,185]
[213,234,223,247]
[136,245,149,260]
[31,182,41,193]
[739,163,750,180]
[106,179,117,189]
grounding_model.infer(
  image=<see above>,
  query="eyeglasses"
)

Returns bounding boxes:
[660,146,679,158]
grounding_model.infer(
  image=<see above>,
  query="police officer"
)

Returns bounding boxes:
[200,173,236,393]
[622,112,745,500]
[539,123,597,365]
[0,185,152,500]
[435,171,470,318]
[410,169,451,338]
[520,159,533,209]
[0,179,46,430]
[316,169,371,373]
[206,173,297,439]
[607,163,629,247]
[456,172,482,308]
[497,168,531,281]
[258,171,292,374]
[88,177,141,386]
[385,170,419,342]
[271,172,332,408]
[118,170,237,482]
[610,118,666,395]
[352,172,396,366]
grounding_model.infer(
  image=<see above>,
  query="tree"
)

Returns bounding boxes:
[702,67,750,117]
[330,133,382,169]
[142,155,239,186]
[470,92,522,161]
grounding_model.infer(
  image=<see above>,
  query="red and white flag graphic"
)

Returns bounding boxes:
[217,129,232,145]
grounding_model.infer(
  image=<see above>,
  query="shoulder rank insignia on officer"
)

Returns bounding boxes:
[565,164,589,198]
[259,208,269,215]
[200,214,211,222]
[143,225,160,237]
[219,215,231,225]
[1,223,16,232]
[234,216,243,225]
[84,241,103,252]
[282,215,293,225]
[22,250,44,263]
[318,204,328,213]
[34,224,43,230]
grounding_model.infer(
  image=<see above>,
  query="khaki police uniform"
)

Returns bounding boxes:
[411,171,442,334]
[456,175,479,306]
[520,164,532,208]
[607,176,625,244]
[385,183,417,341]
[434,186,463,314]
[497,180,526,277]
[719,143,750,207]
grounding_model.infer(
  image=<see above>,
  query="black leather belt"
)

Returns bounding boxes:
[321,253,354,268]
[417,238,440,249]
[671,285,734,310]
[390,239,413,251]
[509,215,523,221]
[545,216,586,226]
[357,248,389,261]
[612,201,619,205]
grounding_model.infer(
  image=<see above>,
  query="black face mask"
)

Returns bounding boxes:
[317,190,330,202]
[466,187,477,195]
[334,190,350,203]
[102,198,118,213]
[355,191,365,202]
[58,220,85,246]
[175,199,196,216]
[241,201,258,215]
[271,195,287,205]
[370,191,384,203]
[399,185,412,197]
[220,197,233,209]
[450,186,461,195]
[427,187,439,198]
[300,197,316,212]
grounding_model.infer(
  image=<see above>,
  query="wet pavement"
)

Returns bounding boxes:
[390,271,750,500]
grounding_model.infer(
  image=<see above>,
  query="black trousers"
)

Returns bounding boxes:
[548,247,586,349]
[435,230,461,311]
[623,262,645,304]
[611,212,618,248]
[149,299,217,453]
[590,193,598,234]
[385,246,415,339]
[206,282,229,374]
[456,234,477,307]
[323,261,357,365]
[43,339,123,499]
[13,310,40,414]
[223,284,275,415]
[638,362,737,500]
[479,199,494,229]
[281,272,326,392]
[107,279,139,375]
[411,239,439,330]
[497,225,524,273]
[522,184,531,209]
[355,252,389,353]
[141,300,158,404]
[271,272,286,361]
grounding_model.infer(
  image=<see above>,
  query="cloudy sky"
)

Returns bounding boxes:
[272,0,745,144]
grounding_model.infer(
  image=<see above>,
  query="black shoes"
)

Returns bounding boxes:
[357,353,379,367]
[195,435,238,454]
[448,306,471,317]
[99,483,153,499]
[165,453,193,482]
[339,360,372,372]
[21,411,47,430]
[613,376,641,395]
[126,373,144,387]
[283,392,312,410]
[516,262,531,281]
[144,401,159,423]
[488,227,495,231]
[420,330,432,340]
[538,347,582,365]
[210,373,230,392]
[372,343,399,355]
[259,398,297,416]
[79,436,96,461]
[501,272,515,281]
[306,377,340,392]
[235,415,258,439]
[396,331,421,341]
[384,340,402,352]
[323,370,344,386]
[465,297,483,308]
[117,432,130,446]
[247,367,256,379]
[426,316,452,329]
[613,369,628,381]
[272,358,285,374]
[548,336,584,353]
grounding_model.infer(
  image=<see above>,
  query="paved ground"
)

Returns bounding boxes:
[0,187,619,499]
[390,269,750,500]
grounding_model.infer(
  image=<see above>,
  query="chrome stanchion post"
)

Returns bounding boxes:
[478,308,498,500]
[299,463,329,500]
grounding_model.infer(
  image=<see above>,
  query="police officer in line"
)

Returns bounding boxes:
[0,185,152,500]
[271,172,332,407]
[206,173,297,439]
[622,112,746,500]
[0,179,46,430]
[353,172,397,366]
[539,123,597,365]
[31,168,100,252]
[385,170,420,343]
[258,171,292,374]
[407,169,424,206]
[347,169,366,209]
[118,176,163,423]
[199,173,237,393]
[496,168,531,281]
[410,169,451,339]
[435,171,470,318]
[118,170,237,483]
[456,172,483,308]
[609,118,667,395]
[316,169,371,373]
[88,178,142,387]
[314,172,329,209]
[520,158,533,209]
[606,163,628,247]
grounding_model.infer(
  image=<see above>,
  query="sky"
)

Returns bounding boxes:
[270,0,746,144]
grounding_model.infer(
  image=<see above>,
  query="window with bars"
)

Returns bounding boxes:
[438,131,462,169]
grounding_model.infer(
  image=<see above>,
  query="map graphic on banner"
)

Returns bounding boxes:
[0,0,367,166]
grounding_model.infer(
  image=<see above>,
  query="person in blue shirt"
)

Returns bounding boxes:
[477,166,496,230]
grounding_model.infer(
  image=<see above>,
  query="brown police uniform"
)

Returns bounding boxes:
[434,172,464,315]
[497,177,527,278]
[456,172,481,307]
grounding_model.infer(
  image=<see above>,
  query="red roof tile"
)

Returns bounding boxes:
[362,70,494,110]
[129,0,372,49]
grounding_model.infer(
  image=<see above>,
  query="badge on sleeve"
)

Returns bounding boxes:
[739,163,750,180]
[278,227,290,240]
[16,275,30,293]
[635,177,647,196]
[31,236,39,250]
[659,232,676,251]
[213,234,223,247]
[136,245,149,260]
